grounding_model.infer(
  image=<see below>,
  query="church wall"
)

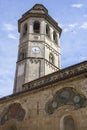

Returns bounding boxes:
[0,74,87,130]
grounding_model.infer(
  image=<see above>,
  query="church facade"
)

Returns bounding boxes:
[0,4,87,130]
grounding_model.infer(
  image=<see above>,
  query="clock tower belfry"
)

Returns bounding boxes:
[13,4,62,93]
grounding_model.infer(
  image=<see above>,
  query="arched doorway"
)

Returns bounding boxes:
[63,116,75,130]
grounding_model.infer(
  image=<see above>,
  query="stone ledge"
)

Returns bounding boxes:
[23,61,87,91]
[0,61,87,102]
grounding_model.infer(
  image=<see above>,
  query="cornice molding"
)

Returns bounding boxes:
[18,12,62,35]
[17,57,59,69]
[23,61,87,91]
[0,61,87,103]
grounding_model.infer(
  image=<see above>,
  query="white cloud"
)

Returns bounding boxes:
[59,23,64,27]
[62,21,87,32]
[0,79,4,84]
[62,23,78,32]
[79,22,87,29]
[83,15,87,18]
[78,56,87,61]
[3,23,16,31]
[8,33,17,39]
[63,28,69,32]
[68,23,78,28]
[71,4,83,8]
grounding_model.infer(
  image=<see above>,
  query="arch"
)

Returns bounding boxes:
[46,24,50,38]
[19,48,26,61]
[49,53,54,64]
[23,23,28,36]
[45,87,86,114]
[19,52,26,60]
[62,115,75,130]
[53,31,57,44]
[33,21,40,33]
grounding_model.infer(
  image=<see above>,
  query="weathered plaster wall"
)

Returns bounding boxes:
[0,73,87,130]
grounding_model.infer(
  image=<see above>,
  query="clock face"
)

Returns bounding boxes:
[32,46,40,54]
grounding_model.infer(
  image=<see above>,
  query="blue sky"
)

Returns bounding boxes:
[0,0,87,97]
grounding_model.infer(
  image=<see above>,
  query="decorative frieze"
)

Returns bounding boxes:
[30,59,40,64]
[23,61,87,91]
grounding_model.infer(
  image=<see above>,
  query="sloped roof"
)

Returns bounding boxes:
[23,4,48,15]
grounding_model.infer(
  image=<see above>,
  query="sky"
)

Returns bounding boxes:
[0,0,87,98]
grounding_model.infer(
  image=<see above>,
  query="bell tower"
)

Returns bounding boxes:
[13,4,62,93]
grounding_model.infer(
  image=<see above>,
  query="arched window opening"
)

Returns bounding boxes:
[53,31,57,44]
[33,21,40,33]
[49,53,54,64]
[23,23,28,36]
[63,116,75,130]
[46,24,50,38]
[19,49,26,61]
